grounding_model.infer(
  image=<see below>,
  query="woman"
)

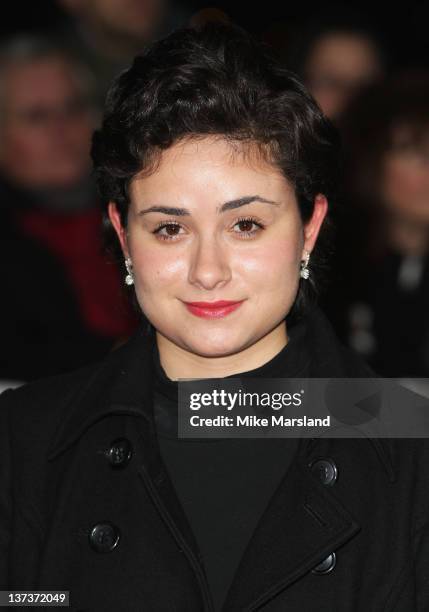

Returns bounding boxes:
[1,23,429,611]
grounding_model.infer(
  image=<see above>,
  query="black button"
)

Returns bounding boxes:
[107,438,132,468]
[310,458,338,486]
[89,522,120,553]
[312,552,336,575]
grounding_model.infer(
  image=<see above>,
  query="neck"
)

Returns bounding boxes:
[387,214,429,257]
[155,321,288,381]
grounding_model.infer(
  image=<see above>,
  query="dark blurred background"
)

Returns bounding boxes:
[1,0,428,386]
[2,0,429,70]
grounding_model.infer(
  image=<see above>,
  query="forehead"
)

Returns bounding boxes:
[3,57,80,108]
[130,136,289,194]
[128,137,295,211]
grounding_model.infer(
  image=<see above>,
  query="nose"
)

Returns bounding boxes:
[188,232,232,290]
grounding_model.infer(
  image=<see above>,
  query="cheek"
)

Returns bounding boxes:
[0,129,53,184]
[4,129,40,162]
[233,234,301,288]
[68,120,93,151]
[130,242,186,290]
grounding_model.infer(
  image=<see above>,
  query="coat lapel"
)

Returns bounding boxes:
[221,442,361,611]
[135,411,214,609]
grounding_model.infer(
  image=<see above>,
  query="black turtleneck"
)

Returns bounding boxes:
[152,318,311,611]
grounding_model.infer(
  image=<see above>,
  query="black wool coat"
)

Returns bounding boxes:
[1,307,429,611]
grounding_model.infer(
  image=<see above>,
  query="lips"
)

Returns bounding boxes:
[183,300,244,318]
[185,300,242,308]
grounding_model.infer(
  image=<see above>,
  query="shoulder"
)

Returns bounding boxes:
[0,337,137,441]
[0,362,103,452]
[0,327,153,449]
[3,360,91,390]
[0,361,101,413]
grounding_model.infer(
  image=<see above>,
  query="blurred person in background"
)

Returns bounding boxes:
[57,0,190,106]
[289,10,385,122]
[0,36,138,383]
[324,71,429,377]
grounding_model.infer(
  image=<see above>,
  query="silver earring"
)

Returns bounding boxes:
[125,257,134,286]
[300,250,310,279]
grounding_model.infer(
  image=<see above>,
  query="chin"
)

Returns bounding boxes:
[182,331,251,358]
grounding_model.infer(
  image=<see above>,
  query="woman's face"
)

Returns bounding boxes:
[109,137,327,358]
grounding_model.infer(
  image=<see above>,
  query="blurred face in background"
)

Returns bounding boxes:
[61,0,166,45]
[109,137,327,373]
[0,55,95,189]
[380,124,429,225]
[305,31,382,120]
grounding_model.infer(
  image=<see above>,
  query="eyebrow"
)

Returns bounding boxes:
[137,195,280,217]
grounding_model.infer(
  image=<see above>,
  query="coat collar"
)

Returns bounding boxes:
[47,324,155,461]
[222,457,360,611]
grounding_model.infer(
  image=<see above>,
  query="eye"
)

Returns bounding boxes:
[232,216,265,238]
[151,216,266,242]
[152,221,185,241]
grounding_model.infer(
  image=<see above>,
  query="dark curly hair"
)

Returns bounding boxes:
[91,21,341,326]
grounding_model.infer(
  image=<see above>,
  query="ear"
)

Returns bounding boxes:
[108,202,130,258]
[302,194,328,256]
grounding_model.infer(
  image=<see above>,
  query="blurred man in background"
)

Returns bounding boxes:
[0,36,138,383]
[58,0,189,105]
[0,38,96,192]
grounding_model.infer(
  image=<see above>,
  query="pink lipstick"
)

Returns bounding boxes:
[183,300,244,319]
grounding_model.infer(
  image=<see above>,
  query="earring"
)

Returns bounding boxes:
[124,257,134,286]
[300,250,310,279]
